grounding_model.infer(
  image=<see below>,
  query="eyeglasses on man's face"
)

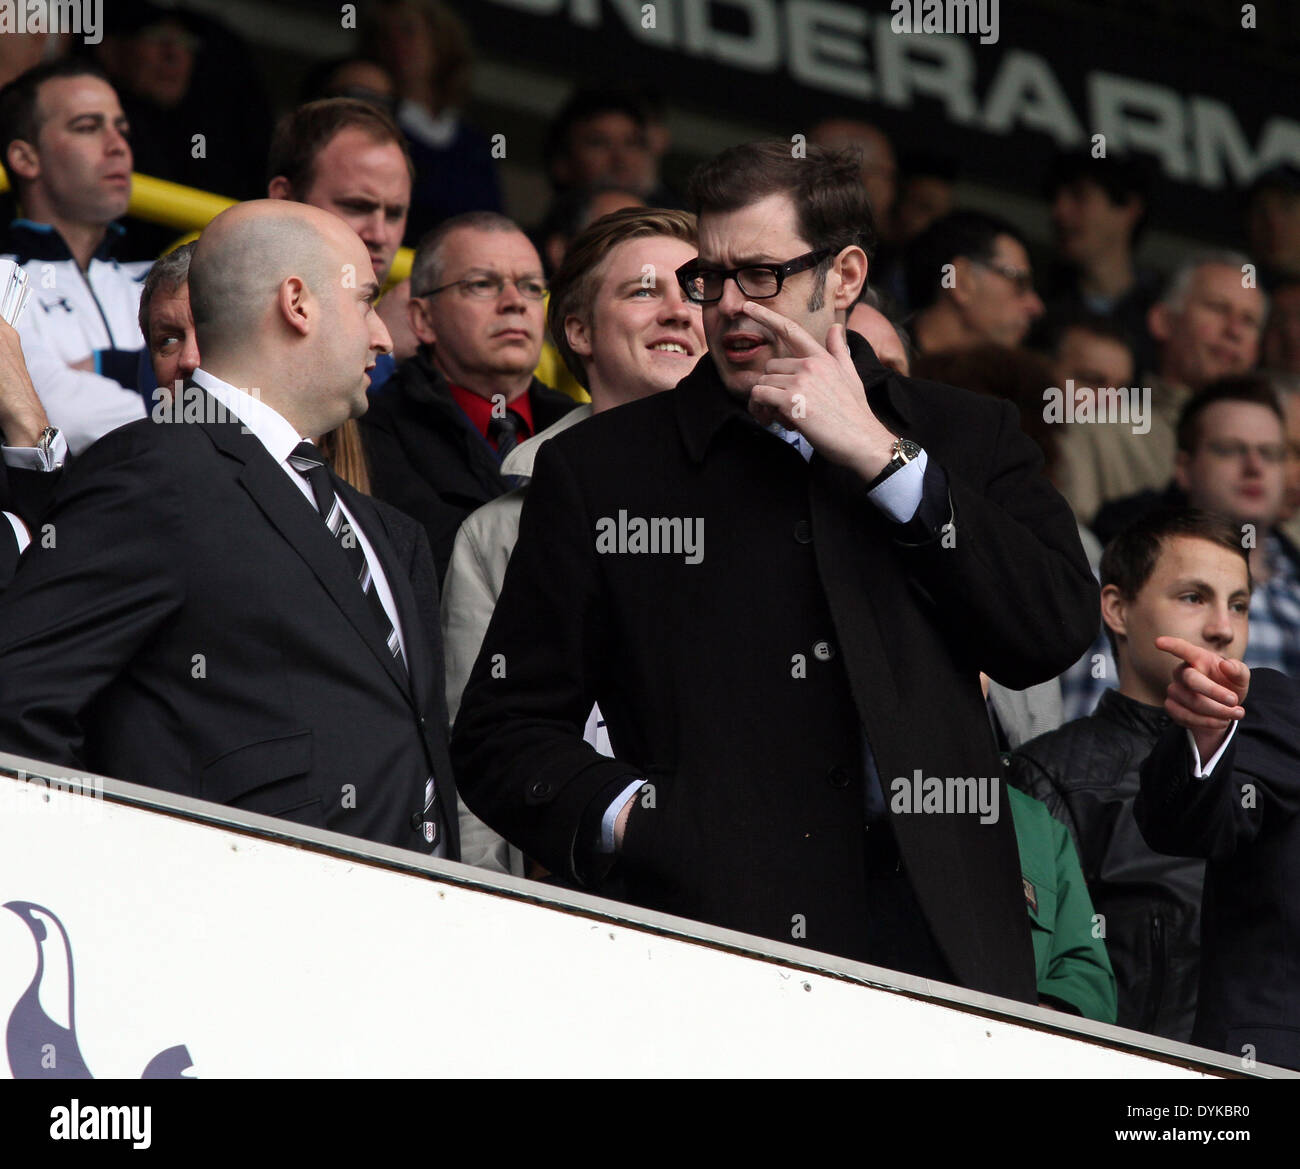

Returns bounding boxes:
[970,257,1036,296]
[675,248,833,304]
[416,272,548,301]
[1203,438,1288,465]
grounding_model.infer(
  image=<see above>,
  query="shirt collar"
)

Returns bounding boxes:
[6,218,125,265]
[190,368,306,464]
[448,381,535,445]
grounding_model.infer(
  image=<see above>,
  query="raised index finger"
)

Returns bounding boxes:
[1154,635,1217,672]
[741,300,825,356]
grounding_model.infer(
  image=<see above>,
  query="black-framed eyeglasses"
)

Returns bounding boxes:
[970,258,1036,296]
[675,248,833,304]
[416,273,548,301]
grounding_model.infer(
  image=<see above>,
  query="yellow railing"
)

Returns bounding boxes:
[0,170,415,285]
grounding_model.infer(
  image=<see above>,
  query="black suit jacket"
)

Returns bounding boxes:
[452,334,1098,1000]
[359,351,576,581]
[0,459,62,589]
[1137,667,1300,1070]
[0,400,459,858]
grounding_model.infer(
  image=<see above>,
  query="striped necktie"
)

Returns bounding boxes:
[287,440,443,851]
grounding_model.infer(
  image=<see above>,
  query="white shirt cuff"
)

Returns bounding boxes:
[1188,721,1239,778]
[867,448,927,523]
[3,427,67,471]
[601,779,645,854]
[4,509,30,554]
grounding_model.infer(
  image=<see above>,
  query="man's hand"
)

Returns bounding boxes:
[742,302,897,481]
[1155,635,1249,763]
[0,320,48,447]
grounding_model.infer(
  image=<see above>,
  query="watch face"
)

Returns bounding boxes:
[898,439,922,461]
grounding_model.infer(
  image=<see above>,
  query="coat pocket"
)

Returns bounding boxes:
[199,730,316,816]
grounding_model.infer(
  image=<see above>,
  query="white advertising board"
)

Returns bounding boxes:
[0,765,1255,1079]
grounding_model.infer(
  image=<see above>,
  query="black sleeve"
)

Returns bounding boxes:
[894,399,1100,689]
[1135,669,1300,862]
[451,440,643,884]
[0,430,184,767]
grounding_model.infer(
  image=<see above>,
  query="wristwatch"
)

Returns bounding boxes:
[35,425,61,471]
[869,436,923,489]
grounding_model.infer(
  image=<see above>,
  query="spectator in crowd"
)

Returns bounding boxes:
[94,0,273,256]
[997,719,1117,1021]
[1275,375,1300,549]
[361,0,503,244]
[905,210,1045,355]
[1262,278,1300,374]
[0,60,151,456]
[1244,163,1300,290]
[872,151,958,312]
[533,183,648,403]
[453,141,1098,994]
[0,319,64,585]
[892,152,958,249]
[1035,308,1138,425]
[1063,376,1300,718]
[1012,508,1250,1040]
[137,239,378,502]
[360,210,576,582]
[137,241,198,396]
[0,199,463,856]
[809,119,897,227]
[847,287,911,375]
[543,87,653,201]
[441,206,704,874]
[267,98,414,391]
[300,56,397,111]
[624,84,683,208]
[267,99,411,291]
[1056,252,1267,527]
[1136,638,1299,1070]
[1042,151,1159,372]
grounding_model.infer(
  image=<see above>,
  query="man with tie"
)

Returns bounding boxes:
[359,211,576,582]
[0,199,459,857]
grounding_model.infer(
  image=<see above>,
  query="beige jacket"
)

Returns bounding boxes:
[441,405,593,874]
[1055,374,1189,525]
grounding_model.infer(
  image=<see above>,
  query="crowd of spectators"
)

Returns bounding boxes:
[0,1,1298,1072]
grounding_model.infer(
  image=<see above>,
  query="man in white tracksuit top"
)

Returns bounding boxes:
[0,61,150,456]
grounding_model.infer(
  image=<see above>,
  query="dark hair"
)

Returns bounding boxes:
[267,98,413,196]
[911,344,1059,475]
[138,240,196,339]
[545,87,647,183]
[1175,374,1284,454]
[298,56,395,109]
[905,209,1027,312]
[1031,307,1136,360]
[686,140,877,295]
[0,60,113,192]
[1042,150,1152,241]
[548,206,697,386]
[1099,507,1251,657]
[898,150,959,185]
[536,182,645,270]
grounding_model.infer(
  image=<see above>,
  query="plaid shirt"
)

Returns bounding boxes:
[1059,531,1300,723]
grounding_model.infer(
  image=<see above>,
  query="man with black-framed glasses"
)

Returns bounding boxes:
[905,209,1044,355]
[453,141,1098,998]
[359,210,576,582]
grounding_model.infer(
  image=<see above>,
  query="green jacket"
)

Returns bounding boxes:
[1007,785,1117,1023]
